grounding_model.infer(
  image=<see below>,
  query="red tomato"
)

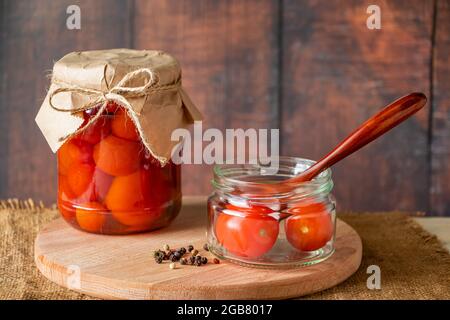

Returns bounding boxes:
[63,165,114,204]
[93,135,142,176]
[112,211,160,229]
[111,109,140,141]
[105,169,162,227]
[215,208,279,258]
[66,162,95,198]
[76,202,107,233]
[285,203,333,251]
[104,170,149,211]
[57,139,93,175]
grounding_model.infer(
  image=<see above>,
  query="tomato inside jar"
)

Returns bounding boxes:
[57,104,182,235]
[207,159,336,267]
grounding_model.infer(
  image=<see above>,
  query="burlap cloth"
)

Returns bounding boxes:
[1,199,449,300]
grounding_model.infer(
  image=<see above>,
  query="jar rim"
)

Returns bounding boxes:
[212,156,333,200]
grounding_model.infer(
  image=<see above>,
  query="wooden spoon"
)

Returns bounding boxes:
[243,92,427,194]
[286,92,427,184]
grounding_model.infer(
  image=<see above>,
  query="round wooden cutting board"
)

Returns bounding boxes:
[35,196,362,300]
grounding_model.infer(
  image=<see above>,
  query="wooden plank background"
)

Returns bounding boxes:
[0,0,448,215]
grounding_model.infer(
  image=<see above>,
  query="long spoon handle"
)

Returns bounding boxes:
[288,92,427,184]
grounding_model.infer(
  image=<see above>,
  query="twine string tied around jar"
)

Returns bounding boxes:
[48,67,181,142]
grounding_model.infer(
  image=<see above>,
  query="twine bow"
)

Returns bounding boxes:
[49,67,181,142]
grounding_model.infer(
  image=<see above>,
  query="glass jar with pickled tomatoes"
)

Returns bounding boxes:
[207,157,336,268]
[57,102,181,234]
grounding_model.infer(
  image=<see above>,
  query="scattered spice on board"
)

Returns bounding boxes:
[153,243,220,268]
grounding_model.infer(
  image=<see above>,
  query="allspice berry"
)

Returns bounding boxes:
[153,250,164,259]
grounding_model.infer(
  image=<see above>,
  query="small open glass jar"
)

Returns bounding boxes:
[57,103,182,234]
[207,157,336,268]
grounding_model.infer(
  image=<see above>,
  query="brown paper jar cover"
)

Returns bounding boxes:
[35,48,202,165]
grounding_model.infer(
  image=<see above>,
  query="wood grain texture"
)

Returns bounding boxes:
[132,0,280,196]
[0,0,448,215]
[34,197,362,300]
[430,0,450,216]
[0,1,8,198]
[281,0,433,212]
[0,0,132,203]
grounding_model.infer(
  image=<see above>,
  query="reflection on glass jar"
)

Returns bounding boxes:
[57,103,181,235]
[207,157,336,268]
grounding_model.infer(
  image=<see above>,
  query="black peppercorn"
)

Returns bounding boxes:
[194,260,202,266]
[189,256,196,264]
[180,247,186,255]
[155,256,163,264]
[201,257,208,264]
[203,243,209,251]
[173,251,181,259]
[171,254,179,262]
[187,245,194,252]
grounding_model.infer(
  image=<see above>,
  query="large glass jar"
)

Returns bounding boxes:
[207,157,336,268]
[57,103,181,234]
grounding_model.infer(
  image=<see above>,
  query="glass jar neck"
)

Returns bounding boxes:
[211,157,333,205]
